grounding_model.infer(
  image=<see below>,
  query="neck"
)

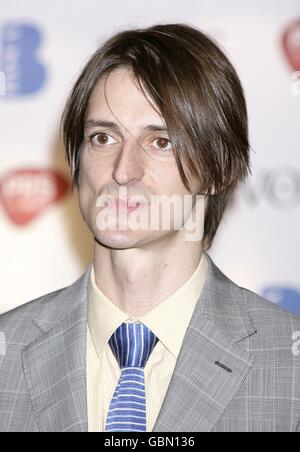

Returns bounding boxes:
[93,232,203,317]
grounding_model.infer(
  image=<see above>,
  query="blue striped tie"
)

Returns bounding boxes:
[104,322,158,432]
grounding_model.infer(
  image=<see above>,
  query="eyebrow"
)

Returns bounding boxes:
[84,119,169,133]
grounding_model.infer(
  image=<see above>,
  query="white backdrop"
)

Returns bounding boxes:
[0,0,299,315]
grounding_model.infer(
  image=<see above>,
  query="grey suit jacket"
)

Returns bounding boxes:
[1,252,300,432]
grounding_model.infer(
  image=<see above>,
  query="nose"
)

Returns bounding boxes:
[112,138,145,186]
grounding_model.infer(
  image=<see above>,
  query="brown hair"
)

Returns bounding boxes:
[61,23,251,250]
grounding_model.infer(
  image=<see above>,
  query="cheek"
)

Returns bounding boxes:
[78,154,107,222]
[151,163,188,196]
[79,151,109,193]
[80,153,98,190]
[162,174,190,197]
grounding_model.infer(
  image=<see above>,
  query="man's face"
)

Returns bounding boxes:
[79,66,205,249]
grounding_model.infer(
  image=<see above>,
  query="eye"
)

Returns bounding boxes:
[152,137,172,152]
[90,132,117,146]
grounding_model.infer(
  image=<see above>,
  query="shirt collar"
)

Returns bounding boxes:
[88,252,208,359]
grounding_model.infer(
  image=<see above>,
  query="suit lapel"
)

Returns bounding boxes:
[21,267,91,432]
[153,252,257,432]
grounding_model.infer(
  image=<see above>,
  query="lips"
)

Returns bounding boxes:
[115,198,143,213]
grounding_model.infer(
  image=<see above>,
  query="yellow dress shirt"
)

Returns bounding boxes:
[87,252,208,432]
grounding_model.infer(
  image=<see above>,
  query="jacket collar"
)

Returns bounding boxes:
[197,252,257,343]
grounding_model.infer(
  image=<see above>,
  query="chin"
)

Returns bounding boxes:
[94,229,147,250]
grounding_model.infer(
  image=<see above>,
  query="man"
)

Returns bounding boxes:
[0,23,300,433]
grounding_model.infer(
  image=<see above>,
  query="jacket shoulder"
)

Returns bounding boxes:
[237,285,300,356]
[0,266,90,345]
[0,286,66,346]
[240,285,300,327]
[206,251,300,331]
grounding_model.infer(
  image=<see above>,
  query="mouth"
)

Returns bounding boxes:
[115,198,145,214]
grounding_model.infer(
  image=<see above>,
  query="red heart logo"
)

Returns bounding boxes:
[0,169,70,225]
[282,19,300,71]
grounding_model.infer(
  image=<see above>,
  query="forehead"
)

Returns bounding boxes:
[86,67,166,127]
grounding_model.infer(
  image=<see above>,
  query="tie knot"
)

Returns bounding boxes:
[108,322,158,369]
